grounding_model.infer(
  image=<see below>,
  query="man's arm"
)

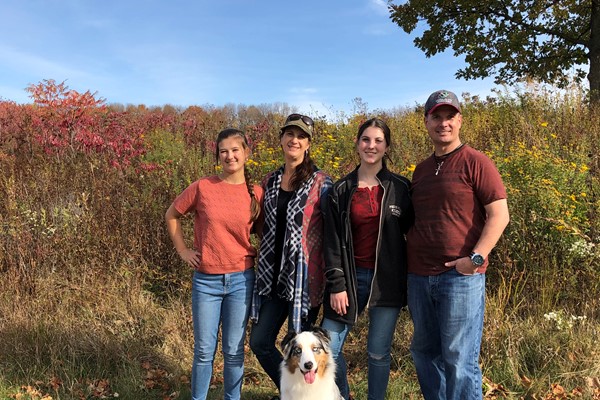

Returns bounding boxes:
[472,198,510,259]
[447,198,510,275]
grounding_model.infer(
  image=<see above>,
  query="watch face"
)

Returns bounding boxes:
[471,254,485,266]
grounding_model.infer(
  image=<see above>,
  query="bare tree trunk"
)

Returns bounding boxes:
[587,2,600,237]
[589,0,600,104]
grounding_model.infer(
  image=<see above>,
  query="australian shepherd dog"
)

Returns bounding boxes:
[279,326,343,400]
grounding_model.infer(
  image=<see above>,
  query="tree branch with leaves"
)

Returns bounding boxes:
[389,0,599,103]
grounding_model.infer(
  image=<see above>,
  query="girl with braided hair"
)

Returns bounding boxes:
[165,128,263,400]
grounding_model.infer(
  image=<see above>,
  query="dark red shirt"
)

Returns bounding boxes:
[407,145,507,275]
[350,185,383,269]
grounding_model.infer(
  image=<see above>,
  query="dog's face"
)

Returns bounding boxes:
[281,327,332,385]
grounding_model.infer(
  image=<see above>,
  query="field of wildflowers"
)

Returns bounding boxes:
[0,80,598,399]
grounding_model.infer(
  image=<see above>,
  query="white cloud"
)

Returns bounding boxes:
[0,45,90,80]
[281,87,340,120]
[362,24,392,36]
[369,0,390,15]
[289,87,318,95]
[81,17,115,29]
[0,85,30,103]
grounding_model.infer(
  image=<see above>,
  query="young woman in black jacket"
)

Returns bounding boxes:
[321,118,413,400]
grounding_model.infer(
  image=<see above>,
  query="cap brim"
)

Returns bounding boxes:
[427,103,461,115]
[280,120,313,137]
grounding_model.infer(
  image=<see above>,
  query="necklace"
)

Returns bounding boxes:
[434,160,444,176]
[433,143,464,175]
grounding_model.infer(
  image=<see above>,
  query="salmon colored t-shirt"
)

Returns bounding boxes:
[173,175,264,274]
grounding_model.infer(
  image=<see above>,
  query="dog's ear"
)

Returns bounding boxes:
[312,326,331,342]
[281,330,297,354]
[312,326,332,352]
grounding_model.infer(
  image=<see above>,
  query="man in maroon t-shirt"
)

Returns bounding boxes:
[406,90,510,400]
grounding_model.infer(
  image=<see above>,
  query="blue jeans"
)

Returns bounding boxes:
[322,267,401,400]
[249,296,320,390]
[408,269,485,400]
[191,269,254,400]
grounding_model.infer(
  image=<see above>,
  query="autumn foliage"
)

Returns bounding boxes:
[1,80,599,399]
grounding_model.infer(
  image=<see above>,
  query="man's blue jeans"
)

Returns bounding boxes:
[191,269,254,400]
[322,267,401,400]
[408,269,485,400]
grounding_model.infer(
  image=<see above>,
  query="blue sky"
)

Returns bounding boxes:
[0,0,499,116]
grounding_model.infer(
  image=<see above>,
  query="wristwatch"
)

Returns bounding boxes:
[470,252,485,266]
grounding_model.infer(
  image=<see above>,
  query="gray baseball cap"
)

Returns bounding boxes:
[424,90,461,115]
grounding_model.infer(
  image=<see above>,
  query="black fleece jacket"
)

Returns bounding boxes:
[322,165,414,325]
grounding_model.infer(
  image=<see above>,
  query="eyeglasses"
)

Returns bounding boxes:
[285,113,314,127]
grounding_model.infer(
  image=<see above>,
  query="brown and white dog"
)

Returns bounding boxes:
[280,326,343,400]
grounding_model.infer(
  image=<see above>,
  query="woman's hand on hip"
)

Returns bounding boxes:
[179,248,201,269]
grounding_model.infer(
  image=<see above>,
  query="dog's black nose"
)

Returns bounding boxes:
[304,361,313,370]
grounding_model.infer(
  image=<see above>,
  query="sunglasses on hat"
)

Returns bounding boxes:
[285,113,314,127]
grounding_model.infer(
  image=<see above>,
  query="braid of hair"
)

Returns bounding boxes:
[216,127,260,222]
[244,167,260,222]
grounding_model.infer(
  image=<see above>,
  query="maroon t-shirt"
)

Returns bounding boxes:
[351,185,383,269]
[407,145,507,275]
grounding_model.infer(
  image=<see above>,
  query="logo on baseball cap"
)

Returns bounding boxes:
[424,90,461,115]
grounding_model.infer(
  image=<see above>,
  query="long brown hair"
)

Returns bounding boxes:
[356,118,392,167]
[216,128,260,222]
[279,130,316,191]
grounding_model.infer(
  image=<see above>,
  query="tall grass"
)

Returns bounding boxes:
[1,84,599,399]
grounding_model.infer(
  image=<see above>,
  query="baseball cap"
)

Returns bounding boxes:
[280,113,314,138]
[424,90,462,115]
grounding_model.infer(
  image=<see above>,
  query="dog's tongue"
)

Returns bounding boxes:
[303,370,316,384]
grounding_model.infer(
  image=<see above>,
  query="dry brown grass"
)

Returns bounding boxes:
[1,86,599,399]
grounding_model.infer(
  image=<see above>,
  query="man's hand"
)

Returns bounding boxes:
[446,257,479,275]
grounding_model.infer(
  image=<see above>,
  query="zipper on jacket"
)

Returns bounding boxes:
[345,183,360,324]
[366,175,386,309]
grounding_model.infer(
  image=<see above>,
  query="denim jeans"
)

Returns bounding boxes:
[191,269,254,400]
[249,296,320,390]
[408,269,485,400]
[322,267,401,400]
